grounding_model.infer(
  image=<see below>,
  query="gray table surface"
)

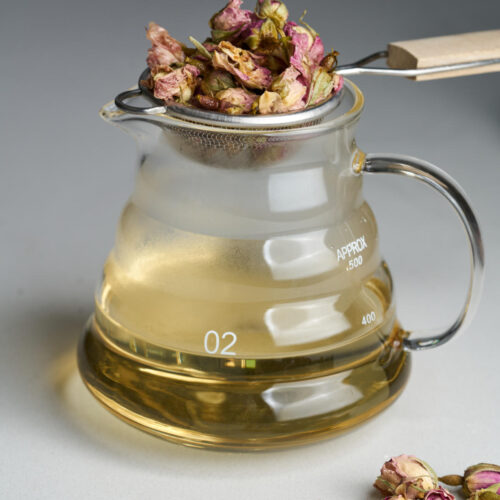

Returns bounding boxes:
[1,0,499,498]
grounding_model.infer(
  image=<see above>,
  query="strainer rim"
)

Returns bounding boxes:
[112,77,364,137]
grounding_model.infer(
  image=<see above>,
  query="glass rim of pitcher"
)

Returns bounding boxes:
[105,78,365,137]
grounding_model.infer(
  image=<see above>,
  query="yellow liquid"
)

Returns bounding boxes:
[79,230,410,450]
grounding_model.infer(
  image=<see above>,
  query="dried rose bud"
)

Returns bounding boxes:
[201,69,235,96]
[146,22,185,68]
[240,19,264,50]
[307,66,335,106]
[268,66,307,112]
[308,35,325,67]
[196,94,220,111]
[374,455,438,499]
[216,87,257,114]
[424,487,455,500]
[212,41,272,89]
[141,64,169,89]
[185,56,208,73]
[150,65,171,79]
[320,50,339,72]
[256,91,282,114]
[241,19,286,67]
[256,0,289,29]
[260,18,279,41]
[284,22,313,70]
[283,21,324,81]
[384,496,406,500]
[188,36,213,61]
[153,64,200,103]
[464,464,500,497]
[209,0,253,33]
[203,41,219,52]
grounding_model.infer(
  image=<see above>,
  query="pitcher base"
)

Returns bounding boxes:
[77,318,410,451]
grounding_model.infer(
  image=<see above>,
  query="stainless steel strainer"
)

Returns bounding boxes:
[114,42,500,129]
[111,31,500,168]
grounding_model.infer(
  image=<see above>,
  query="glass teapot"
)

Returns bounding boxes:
[78,79,484,450]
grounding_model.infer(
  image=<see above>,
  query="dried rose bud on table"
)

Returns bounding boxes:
[441,463,500,499]
[464,464,500,498]
[374,455,439,499]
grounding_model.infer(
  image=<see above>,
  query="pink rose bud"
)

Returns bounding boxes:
[240,19,264,49]
[256,0,289,29]
[209,0,254,39]
[464,464,500,497]
[212,41,272,89]
[201,69,235,96]
[258,66,306,113]
[374,455,438,499]
[216,87,257,114]
[203,41,219,52]
[241,19,287,68]
[256,91,282,114]
[184,56,209,74]
[424,487,455,500]
[283,21,324,82]
[196,94,220,111]
[308,34,325,67]
[146,22,185,68]
[153,64,200,103]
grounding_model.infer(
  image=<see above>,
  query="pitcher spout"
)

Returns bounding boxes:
[99,98,165,146]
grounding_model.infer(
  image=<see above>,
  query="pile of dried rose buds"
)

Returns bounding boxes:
[374,455,500,500]
[143,0,343,115]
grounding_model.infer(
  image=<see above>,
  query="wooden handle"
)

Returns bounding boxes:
[387,30,500,80]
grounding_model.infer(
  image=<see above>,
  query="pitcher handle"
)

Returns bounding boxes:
[359,153,485,351]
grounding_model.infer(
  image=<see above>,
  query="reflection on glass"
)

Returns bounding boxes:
[262,228,337,280]
[264,295,351,346]
[262,370,363,421]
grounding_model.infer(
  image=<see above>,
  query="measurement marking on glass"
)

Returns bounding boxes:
[337,235,367,271]
[362,311,376,325]
[204,330,237,355]
[346,255,363,271]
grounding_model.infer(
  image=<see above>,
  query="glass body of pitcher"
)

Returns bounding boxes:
[78,79,483,450]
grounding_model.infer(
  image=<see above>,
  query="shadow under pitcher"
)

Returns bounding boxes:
[78,79,484,450]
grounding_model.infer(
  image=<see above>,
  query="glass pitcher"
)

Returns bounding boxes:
[78,79,484,450]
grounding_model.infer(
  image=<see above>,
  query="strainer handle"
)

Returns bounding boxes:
[361,153,484,351]
[115,88,167,115]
